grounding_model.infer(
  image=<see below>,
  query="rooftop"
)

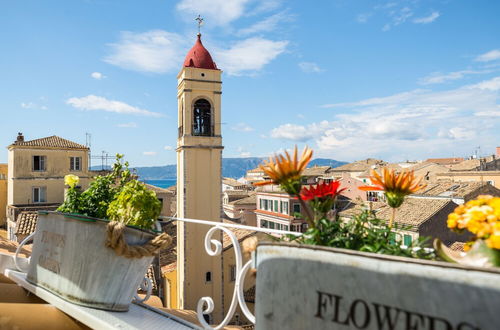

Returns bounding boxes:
[330,158,386,172]
[9,135,88,150]
[417,180,499,199]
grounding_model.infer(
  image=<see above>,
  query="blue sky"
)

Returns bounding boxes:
[1,0,499,167]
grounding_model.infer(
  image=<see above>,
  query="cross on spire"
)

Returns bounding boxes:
[195,15,204,34]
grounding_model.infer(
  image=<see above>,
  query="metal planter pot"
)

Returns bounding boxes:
[254,242,500,330]
[26,211,155,311]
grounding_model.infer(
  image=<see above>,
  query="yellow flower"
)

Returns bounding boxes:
[447,213,459,229]
[447,195,500,251]
[64,174,79,188]
[358,168,426,208]
[254,146,313,195]
[486,234,500,250]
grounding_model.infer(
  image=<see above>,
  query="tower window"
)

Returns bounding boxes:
[193,99,212,136]
[201,73,205,77]
[205,271,212,283]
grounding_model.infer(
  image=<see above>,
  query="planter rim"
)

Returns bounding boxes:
[37,211,160,235]
[257,241,500,275]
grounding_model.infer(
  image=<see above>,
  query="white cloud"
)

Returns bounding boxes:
[164,145,174,151]
[475,49,500,62]
[21,102,36,109]
[231,123,254,132]
[298,62,323,73]
[91,72,105,80]
[356,13,372,23]
[418,70,490,85]
[270,123,317,141]
[67,95,162,117]
[467,76,500,91]
[116,122,137,128]
[443,127,476,140]
[413,11,440,24]
[143,151,157,156]
[176,0,251,26]
[104,30,187,74]
[383,7,413,31]
[240,151,251,157]
[237,11,293,36]
[21,102,47,110]
[270,76,500,160]
[214,37,288,76]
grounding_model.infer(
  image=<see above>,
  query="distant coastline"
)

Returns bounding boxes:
[143,179,176,189]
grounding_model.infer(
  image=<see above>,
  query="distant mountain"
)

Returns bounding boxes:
[309,158,347,168]
[120,157,347,180]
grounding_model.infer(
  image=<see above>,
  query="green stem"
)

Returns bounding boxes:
[297,195,315,229]
[389,207,396,229]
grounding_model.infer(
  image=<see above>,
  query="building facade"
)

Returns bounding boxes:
[6,134,91,239]
[255,190,307,232]
[0,164,7,227]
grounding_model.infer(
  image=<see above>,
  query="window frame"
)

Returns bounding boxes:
[70,156,82,171]
[32,186,47,203]
[33,155,46,172]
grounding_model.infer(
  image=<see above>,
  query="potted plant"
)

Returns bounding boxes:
[250,146,500,329]
[20,155,171,311]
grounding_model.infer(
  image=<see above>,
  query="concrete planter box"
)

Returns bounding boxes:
[254,242,500,330]
[25,211,155,311]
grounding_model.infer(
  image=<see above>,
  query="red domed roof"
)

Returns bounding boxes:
[183,34,218,70]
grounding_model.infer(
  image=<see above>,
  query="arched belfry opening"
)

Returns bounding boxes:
[192,98,212,136]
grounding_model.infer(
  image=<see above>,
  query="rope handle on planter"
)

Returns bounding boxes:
[105,221,172,258]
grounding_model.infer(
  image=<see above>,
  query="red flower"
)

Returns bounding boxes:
[300,181,346,201]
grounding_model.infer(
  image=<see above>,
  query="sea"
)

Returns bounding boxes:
[142,179,176,189]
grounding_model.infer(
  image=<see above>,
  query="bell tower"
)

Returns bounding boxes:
[176,32,223,321]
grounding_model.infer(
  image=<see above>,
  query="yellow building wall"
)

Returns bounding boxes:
[163,269,178,309]
[7,147,90,205]
[0,164,7,226]
[176,65,224,322]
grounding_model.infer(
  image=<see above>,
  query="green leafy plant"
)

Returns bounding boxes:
[57,154,161,230]
[292,210,435,259]
[107,180,161,229]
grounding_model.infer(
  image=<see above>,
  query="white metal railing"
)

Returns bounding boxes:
[161,216,302,329]
[11,216,302,330]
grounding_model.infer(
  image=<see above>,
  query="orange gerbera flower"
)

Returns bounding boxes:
[254,146,313,196]
[359,168,426,208]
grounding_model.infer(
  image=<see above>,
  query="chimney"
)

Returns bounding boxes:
[16,132,24,143]
[496,146,500,159]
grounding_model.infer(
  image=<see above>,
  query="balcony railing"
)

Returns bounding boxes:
[160,216,303,329]
[6,216,302,330]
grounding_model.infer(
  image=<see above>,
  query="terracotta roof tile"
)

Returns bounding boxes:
[331,159,386,172]
[222,219,258,250]
[15,212,38,235]
[449,242,465,252]
[244,285,255,303]
[10,136,88,150]
[417,181,499,199]
[339,198,454,229]
[302,166,331,177]
[375,198,453,228]
[425,157,464,165]
[230,195,256,206]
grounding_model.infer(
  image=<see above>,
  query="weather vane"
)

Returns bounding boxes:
[195,15,204,34]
